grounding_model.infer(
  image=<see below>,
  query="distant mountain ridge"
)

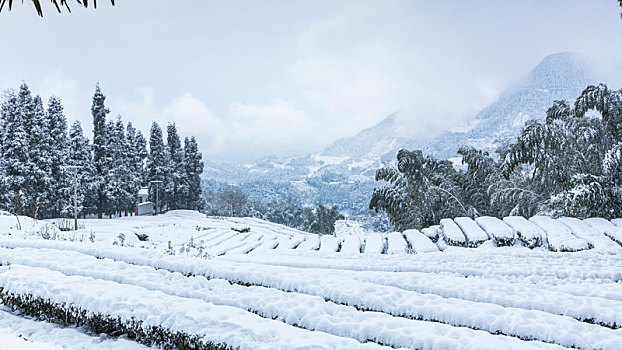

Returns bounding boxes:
[424,52,597,158]
[317,52,599,161]
[202,52,611,214]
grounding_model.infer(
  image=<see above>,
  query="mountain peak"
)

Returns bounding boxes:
[320,112,403,159]
[522,51,593,91]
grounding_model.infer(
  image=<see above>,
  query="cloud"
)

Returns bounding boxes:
[163,94,227,154]
[112,5,516,161]
[115,88,226,155]
[290,13,410,138]
[115,88,317,161]
[37,68,88,127]
[227,98,322,156]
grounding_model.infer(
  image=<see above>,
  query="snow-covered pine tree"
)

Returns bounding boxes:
[0,88,30,213]
[91,83,110,218]
[104,118,130,217]
[46,96,70,217]
[183,136,204,211]
[166,123,185,210]
[68,121,94,217]
[134,128,148,184]
[126,122,147,215]
[6,83,38,216]
[304,205,344,235]
[27,95,53,218]
[116,119,134,216]
[147,122,170,213]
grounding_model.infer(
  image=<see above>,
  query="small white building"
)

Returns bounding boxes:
[137,187,155,216]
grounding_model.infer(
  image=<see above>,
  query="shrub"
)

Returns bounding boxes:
[0,289,233,350]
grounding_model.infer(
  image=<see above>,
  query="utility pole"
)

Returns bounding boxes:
[63,165,82,230]
[150,180,163,215]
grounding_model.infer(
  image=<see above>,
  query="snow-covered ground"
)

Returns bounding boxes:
[0,210,621,349]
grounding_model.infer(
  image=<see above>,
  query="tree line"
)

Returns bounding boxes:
[370,84,622,231]
[0,82,204,219]
[204,185,344,235]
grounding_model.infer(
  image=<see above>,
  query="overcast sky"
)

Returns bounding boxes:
[1,0,621,162]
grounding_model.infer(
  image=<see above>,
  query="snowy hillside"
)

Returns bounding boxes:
[1,210,622,349]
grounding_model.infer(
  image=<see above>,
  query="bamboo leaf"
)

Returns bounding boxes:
[32,0,43,16]
[52,0,61,13]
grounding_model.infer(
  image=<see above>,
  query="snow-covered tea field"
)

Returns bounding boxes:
[0,210,621,349]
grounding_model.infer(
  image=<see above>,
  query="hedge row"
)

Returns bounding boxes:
[0,288,234,350]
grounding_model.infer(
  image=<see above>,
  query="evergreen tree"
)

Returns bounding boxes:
[91,83,110,218]
[166,123,184,210]
[0,88,29,214]
[4,83,38,215]
[46,96,70,217]
[104,117,131,217]
[147,122,169,213]
[126,122,148,215]
[28,95,53,218]
[68,121,94,217]
[183,136,204,211]
[134,128,148,184]
[304,204,344,235]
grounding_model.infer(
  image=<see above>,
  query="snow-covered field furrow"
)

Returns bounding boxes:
[421,226,440,242]
[0,247,565,350]
[0,265,388,350]
[440,218,466,246]
[220,250,622,282]
[403,229,438,253]
[363,233,384,254]
[503,216,543,248]
[386,232,407,254]
[557,217,620,252]
[588,219,622,246]
[6,245,618,330]
[253,238,279,250]
[275,235,305,250]
[207,232,252,256]
[341,236,362,254]
[2,236,620,283]
[202,230,239,249]
[225,234,265,254]
[186,228,221,242]
[224,217,311,237]
[0,330,63,350]
[0,242,618,349]
[0,307,151,350]
[422,249,621,268]
[348,269,622,327]
[454,217,489,247]
[319,235,340,252]
[530,216,590,252]
[476,216,515,246]
[434,247,622,266]
[295,235,320,250]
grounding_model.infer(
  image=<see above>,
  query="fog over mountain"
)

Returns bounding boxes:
[203,52,622,214]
